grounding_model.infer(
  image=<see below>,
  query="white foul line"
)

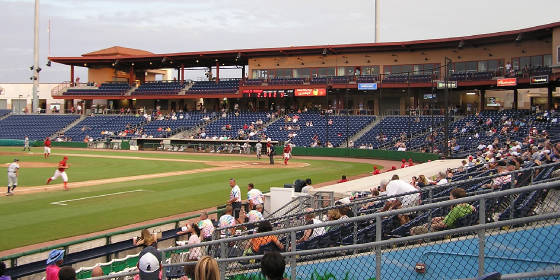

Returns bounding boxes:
[50,189,146,206]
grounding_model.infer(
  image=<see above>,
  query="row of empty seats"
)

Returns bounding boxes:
[133,81,186,95]
[64,115,145,141]
[64,83,131,96]
[0,114,80,140]
[186,79,240,94]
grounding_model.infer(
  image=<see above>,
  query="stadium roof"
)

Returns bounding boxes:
[49,21,560,70]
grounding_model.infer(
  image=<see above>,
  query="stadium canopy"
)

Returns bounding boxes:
[49,21,560,70]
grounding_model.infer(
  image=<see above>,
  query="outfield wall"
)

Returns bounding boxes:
[0,139,88,148]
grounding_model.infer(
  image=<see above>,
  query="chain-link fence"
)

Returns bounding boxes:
[214,162,560,244]
[88,178,560,280]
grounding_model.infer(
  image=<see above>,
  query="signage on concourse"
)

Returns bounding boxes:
[294,88,327,97]
[497,78,517,87]
[358,83,378,90]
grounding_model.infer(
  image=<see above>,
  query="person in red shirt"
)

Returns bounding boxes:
[408,158,414,166]
[46,156,69,190]
[283,143,292,165]
[337,175,348,183]
[44,137,52,159]
[401,159,408,168]
[373,166,381,175]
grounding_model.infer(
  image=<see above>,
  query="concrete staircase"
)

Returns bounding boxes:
[340,115,382,148]
[51,115,87,138]
[177,82,194,95]
[170,115,219,139]
[123,86,138,96]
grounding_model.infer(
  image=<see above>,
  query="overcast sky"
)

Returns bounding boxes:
[1,0,559,83]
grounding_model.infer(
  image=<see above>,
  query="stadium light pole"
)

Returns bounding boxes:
[375,0,380,43]
[32,0,40,113]
[444,57,452,158]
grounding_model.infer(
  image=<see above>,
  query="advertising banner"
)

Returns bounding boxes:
[294,88,326,97]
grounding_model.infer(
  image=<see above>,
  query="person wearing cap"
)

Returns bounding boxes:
[23,136,30,152]
[135,246,162,280]
[45,249,64,280]
[267,141,275,165]
[46,156,69,191]
[372,166,380,175]
[6,159,19,196]
[282,142,292,165]
[255,141,263,160]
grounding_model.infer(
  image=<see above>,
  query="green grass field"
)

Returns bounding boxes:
[0,147,377,251]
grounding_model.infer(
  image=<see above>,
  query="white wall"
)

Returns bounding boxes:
[0,83,61,111]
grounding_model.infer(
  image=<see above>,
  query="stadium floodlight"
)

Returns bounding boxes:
[515,33,523,42]
[457,40,464,49]
[162,57,167,63]
[236,52,241,60]
[322,48,327,55]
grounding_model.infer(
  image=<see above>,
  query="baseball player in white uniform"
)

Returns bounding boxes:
[23,136,30,152]
[7,159,19,196]
[255,142,262,159]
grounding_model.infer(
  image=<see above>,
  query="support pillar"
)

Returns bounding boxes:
[216,62,220,82]
[548,86,554,111]
[513,88,518,110]
[479,89,486,112]
[70,65,75,87]
[181,64,185,84]
[129,67,135,86]
[241,66,246,80]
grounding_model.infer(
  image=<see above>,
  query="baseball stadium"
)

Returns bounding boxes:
[1,1,560,280]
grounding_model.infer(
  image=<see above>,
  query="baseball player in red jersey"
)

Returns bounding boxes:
[46,156,69,190]
[44,137,52,159]
[283,143,292,165]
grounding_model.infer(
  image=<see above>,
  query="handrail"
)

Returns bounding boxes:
[165,178,560,253]
[87,210,560,280]
[0,209,219,262]
[215,161,560,232]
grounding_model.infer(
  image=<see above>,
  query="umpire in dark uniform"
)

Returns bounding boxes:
[268,141,275,165]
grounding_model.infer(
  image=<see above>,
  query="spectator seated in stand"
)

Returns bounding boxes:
[380,175,421,225]
[244,221,284,255]
[410,188,475,235]
[297,208,325,243]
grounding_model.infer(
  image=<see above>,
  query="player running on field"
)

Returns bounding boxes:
[6,159,19,196]
[46,156,69,190]
[283,142,292,165]
[44,137,52,158]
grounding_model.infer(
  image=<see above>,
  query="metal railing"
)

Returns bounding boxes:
[86,179,560,280]
[213,161,559,236]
